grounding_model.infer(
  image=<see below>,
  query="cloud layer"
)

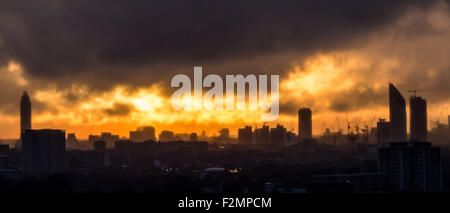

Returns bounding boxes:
[0,0,449,138]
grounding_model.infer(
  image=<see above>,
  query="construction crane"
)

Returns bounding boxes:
[408,90,418,97]
[408,89,435,97]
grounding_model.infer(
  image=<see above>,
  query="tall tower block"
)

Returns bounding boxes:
[389,84,407,142]
[410,95,427,141]
[298,108,312,141]
[20,91,32,136]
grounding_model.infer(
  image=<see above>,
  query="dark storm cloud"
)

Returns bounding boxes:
[0,0,440,81]
[328,86,387,112]
[103,103,134,116]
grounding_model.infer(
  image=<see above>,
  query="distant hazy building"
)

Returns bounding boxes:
[410,96,427,141]
[20,91,32,136]
[238,126,253,144]
[159,131,174,142]
[379,142,441,192]
[298,108,312,141]
[174,133,190,141]
[201,131,206,141]
[130,126,156,142]
[270,125,287,145]
[67,133,77,144]
[286,131,297,145]
[22,129,66,176]
[100,132,119,149]
[190,133,198,141]
[377,119,391,145]
[88,133,118,149]
[217,128,230,144]
[254,125,270,144]
[88,135,100,144]
[389,84,407,142]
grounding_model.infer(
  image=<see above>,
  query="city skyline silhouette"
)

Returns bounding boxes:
[0,0,449,196]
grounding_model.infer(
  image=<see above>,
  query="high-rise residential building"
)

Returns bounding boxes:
[270,125,287,145]
[238,126,253,144]
[298,108,312,141]
[254,125,270,144]
[22,129,66,176]
[20,91,31,136]
[389,84,407,142]
[377,119,391,145]
[130,126,156,142]
[410,95,427,141]
[378,142,441,192]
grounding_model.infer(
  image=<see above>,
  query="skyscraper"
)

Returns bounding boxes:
[20,91,31,136]
[389,84,407,142]
[376,119,391,145]
[298,108,312,141]
[22,129,66,175]
[410,95,427,141]
[379,142,441,192]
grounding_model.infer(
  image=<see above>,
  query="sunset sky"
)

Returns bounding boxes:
[0,0,449,139]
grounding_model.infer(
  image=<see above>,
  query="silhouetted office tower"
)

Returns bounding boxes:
[270,125,287,145]
[298,108,312,141]
[159,130,174,142]
[389,84,407,141]
[254,125,270,144]
[238,126,253,144]
[379,142,441,192]
[130,126,156,142]
[22,129,66,175]
[377,119,391,145]
[410,96,427,141]
[20,91,31,136]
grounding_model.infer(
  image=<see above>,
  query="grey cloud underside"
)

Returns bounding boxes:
[103,103,134,116]
[0,0,440,79]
